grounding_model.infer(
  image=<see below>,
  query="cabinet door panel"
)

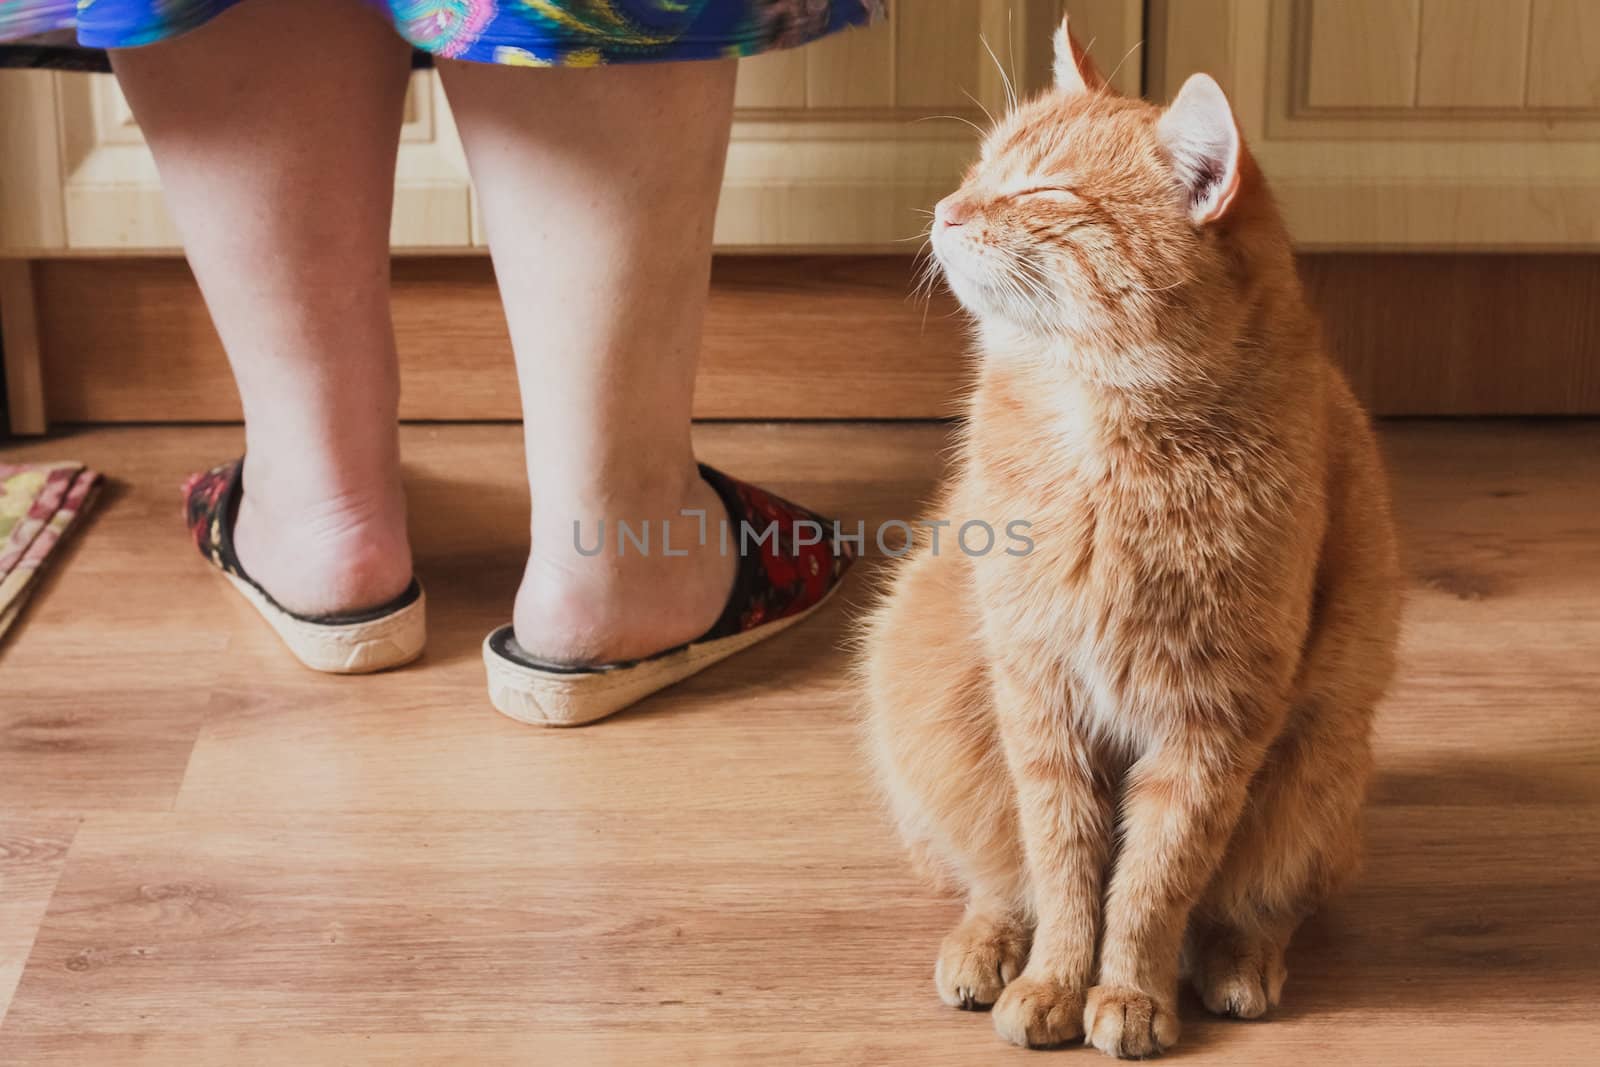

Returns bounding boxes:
[1,4,1148,254]
[719,0,1144,248]
[894,1,985,110]
[1304,0,1419,109]
[732,48,808,110]
[1148,0,1600,249]
[0,71,67,254]
[803,17,895,108]
[28,71,471,253]
[1527,0,1600,108]
[1416,0,1530,109]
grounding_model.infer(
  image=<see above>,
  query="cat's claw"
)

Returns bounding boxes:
[934,914,1028,1010]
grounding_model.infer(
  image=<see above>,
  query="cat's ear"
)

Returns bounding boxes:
[1157,73,1242,224]
[1052,16,1107,96]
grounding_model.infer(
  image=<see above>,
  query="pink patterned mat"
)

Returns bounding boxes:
[0,461,101,641]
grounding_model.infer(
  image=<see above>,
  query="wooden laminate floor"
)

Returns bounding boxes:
[1,422,1597,1066]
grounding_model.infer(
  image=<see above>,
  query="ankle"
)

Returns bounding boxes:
[232,477,413,617]
[532,454,704,523]
[511,470,734,666]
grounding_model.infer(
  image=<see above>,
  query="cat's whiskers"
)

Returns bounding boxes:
[957,88,998,132]
[1122,273,1192,295]
[909,233,945,332]
[990,258,1052,331]
[979,33,1017,113]
[1005,254,1057,309]
[1006,273,1052,316]
[1099,40,1146,98]
[913,112,989,138]
[1006,9,1022,107]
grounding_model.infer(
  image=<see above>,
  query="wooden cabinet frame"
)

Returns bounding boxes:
[1147,0,1600,250]
[7,2,1594,430]
[0,2,1144,256]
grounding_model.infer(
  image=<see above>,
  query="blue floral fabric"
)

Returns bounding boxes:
[0,1,882,69]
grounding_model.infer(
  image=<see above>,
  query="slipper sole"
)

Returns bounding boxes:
[483,582,841,727]
[221,570,427,674]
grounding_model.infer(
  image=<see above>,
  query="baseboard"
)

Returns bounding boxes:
[24,253,1600,423]
[1301,255,1600,416]
[33,256,966,423]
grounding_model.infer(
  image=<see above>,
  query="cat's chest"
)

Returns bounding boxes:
[967,436,1121,630]
[965,424,1233,690]
[967,463,1187,745]
[967,400,1251,605]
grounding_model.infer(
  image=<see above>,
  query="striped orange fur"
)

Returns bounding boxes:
[862,19,1401,1058]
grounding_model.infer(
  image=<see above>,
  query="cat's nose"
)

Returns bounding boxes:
[935,195,973,228]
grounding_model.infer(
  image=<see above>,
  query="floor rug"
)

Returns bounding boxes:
[0,460,102,641]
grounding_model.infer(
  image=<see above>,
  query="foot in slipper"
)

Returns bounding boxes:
[483,464,854,726]
[182,459,427,674]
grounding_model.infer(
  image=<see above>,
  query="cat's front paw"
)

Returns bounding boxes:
[935,914,1029,1010]
[1084,985,1180,1058]
[991,974,1086,1048]
[1191,939,1286,1019]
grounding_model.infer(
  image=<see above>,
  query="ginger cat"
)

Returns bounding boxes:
[862,20,1401,1058]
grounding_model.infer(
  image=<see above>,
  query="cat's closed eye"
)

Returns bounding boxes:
[1005,185,1079,202]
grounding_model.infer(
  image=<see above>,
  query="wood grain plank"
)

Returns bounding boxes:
[0,686,216,813]
[0,428,231,812]
[894,0,983,110]
[1305,0,1422,109]
[34,257,970,422]
[733,49,808,110]
[0,819,77,1025]
[0,71,66,255]
[155,423,1600,819]
[1416,0,1531,109]
[1,799,1593,1055]
[0,421,1596,1064]
[1301,254,1600,415]
[0,260,46,434]
[1147,0,1235,102]
[1061,0,1147,98]
[5,1026,1596,1067]
[1527,0,1600,108]
[32,254,1600,420]
[169,422,931,813]
[804,19,893,108]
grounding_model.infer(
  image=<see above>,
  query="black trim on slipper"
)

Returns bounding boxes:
[486,462,854,675]
[485,624,685,675]
[184,458,422,627]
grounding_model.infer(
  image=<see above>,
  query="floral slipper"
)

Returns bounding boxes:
[182,459,426,674]
[483,464,855,727]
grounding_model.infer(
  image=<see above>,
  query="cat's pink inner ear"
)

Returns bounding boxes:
[1052,16,1108,96]
[1157,73,1242,224]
